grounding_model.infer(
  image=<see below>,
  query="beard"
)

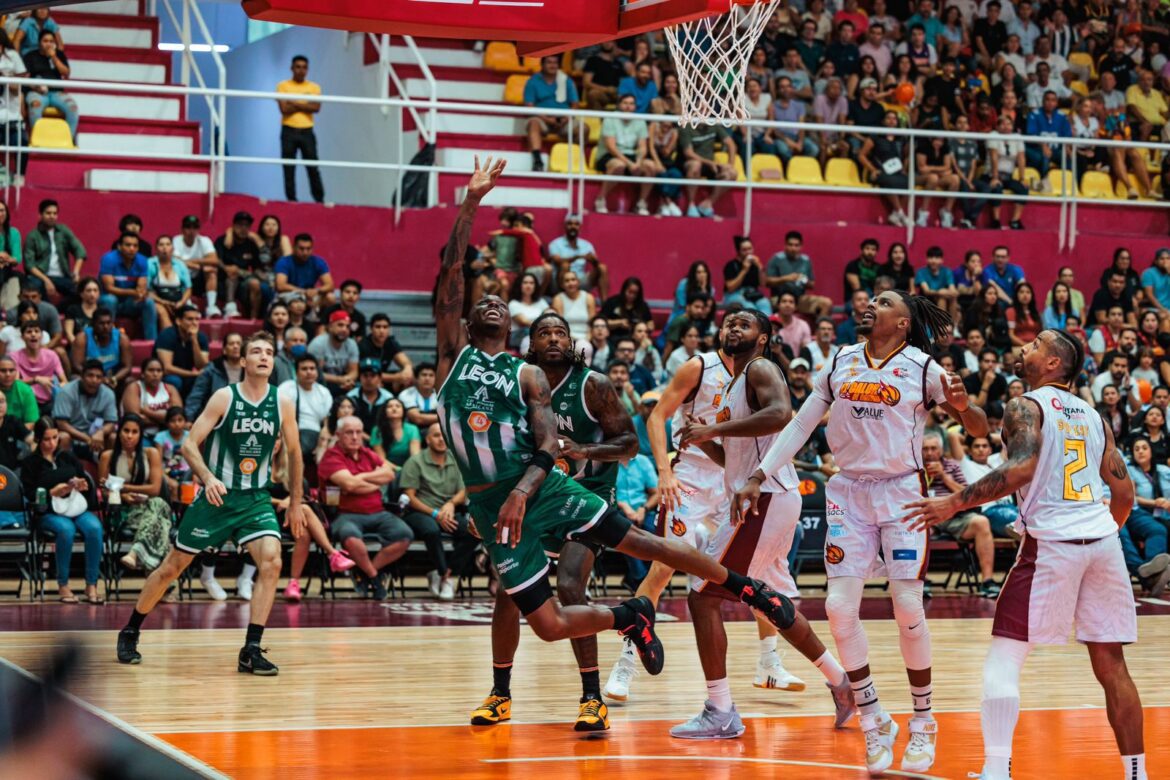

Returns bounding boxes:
[723,337,759,356]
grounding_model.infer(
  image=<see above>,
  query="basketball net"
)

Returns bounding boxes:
[664,0,777,127]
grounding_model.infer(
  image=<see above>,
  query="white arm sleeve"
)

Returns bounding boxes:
[756,394,832,480]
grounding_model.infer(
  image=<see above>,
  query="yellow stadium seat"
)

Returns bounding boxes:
[1037,168,1076,197]
[1080,170,1115,199]
[749,153,784,182]
[825,158,870,188]
[548,142,585,173]
[1069,80,1089,97]
[503,74,528,105]
[29,117,74,149]
[584,116,601,143]
[521,56,541,73]
[484,42,522,72]
[1068,51,1096,80]
[588,144,600,171]
[1018,166,1042,189]
[785,155,825,185]
[714,151,746,182]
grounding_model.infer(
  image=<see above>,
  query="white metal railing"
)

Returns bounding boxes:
[4,74,1170,247]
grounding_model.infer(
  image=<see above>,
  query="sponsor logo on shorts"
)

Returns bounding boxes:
[828,524,847,538]
[798,479,817,496]
[892,548,918,560]
[497,557,518,575]
[468,411,492,433]
[838,380,901,406]
[190,527,210,538]
[851,406,884,421]
[825,544,846,564]
[672,517,687,537]
[826,501,845,518]
[239,458,258,475]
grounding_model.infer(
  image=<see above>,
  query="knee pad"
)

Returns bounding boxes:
[825,579,869,670]
[768,591,797,630]
[890,580,927,636]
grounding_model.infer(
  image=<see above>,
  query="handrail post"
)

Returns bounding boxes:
[1058,142,1068,252]
[577,117,586,216]
[744,128,753,235]
[395,104,403,226]
[1067,142,1077,251]
[906,133,916,244]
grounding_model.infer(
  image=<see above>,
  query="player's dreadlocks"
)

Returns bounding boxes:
[524,311,589,369]
[896,292,953,353]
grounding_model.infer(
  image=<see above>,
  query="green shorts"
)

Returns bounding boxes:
[175,489,280,554]
[470,469,614,602]
[538,476,615,558]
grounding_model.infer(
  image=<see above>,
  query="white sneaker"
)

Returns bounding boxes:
[753,652,806,691]
[236,573,253,601]
[439,578,455,601]
[916,209,930,227]
[901,716,938,772]
[222,301,240,319]
[635,200,650,216]
[861,711,898,775]
[668,201,683,217]
[940,209,954,229]
[200,573,227,601]
[427,569,442,597]
[658,202,674,216]
[888,210,905,227]
[594,197,608,214]
[204,303,222,318]
[604,652,640,701]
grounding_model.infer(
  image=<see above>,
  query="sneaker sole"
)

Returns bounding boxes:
[238,666,279,676]
[573,718,610,732]
[753,680,806,691]
[901,755,937,772]
[603,689,628,702]
[670,727,745,740]
[118,656,141,665]
[470,715,509,725]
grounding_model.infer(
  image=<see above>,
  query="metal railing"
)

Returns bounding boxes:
[3,73,1170,248]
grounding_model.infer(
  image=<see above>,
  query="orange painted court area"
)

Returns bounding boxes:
[161,707,1170,779]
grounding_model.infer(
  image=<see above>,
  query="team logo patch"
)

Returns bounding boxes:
[671,517,687,537]
[715,408,731,424]
[239,458,258,475]
[825,544,846,564]
[554,458,570,475]
[798,479,817,496]
[838,380,901,406]
[0,473,8,491]
[468,411,492,433]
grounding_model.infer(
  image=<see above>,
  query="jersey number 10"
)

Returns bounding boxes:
[1063,438,1093,502]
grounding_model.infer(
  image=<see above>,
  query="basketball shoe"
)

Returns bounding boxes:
[860,711,899,774]
[604,642,640,701]
[753,652,805,691]
[470,694,512,725]
[574,696,610,732]
[617,596,664,675]
[238,644,279,676]
[116,627,141,665]
[670,701,745,740]
[828,677,858,727]
[902,717,938,772]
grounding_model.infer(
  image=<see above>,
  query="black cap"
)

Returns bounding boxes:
[181,214,200,229]
[232,210,254,225]
[359,358,381,374]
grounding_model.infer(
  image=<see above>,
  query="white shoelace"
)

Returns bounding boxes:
[906,729,933,755]
[864,726,886,757]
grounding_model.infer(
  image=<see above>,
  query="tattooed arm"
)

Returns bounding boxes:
[495,364,559,547]
[903,396,1042,531]
[1097,417,1134,528]
[560,373,639,463]
[434,156,507,388]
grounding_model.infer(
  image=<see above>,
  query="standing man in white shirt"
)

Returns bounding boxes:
[171,214,221,317]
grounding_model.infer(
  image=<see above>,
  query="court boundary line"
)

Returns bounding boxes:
[0,657,230,780]
[479,754,946,779]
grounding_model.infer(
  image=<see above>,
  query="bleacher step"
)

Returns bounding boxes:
[85,168,209,193]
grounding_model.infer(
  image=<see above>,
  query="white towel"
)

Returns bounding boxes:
[555,71,569,104]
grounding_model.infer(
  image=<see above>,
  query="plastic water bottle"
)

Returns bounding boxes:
[397,493,410,513]
[35,487,47,511]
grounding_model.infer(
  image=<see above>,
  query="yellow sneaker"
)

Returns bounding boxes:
[574,696,610,732]
[470,694,512,725]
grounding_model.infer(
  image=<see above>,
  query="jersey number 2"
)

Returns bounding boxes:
[1063,438,1093,502]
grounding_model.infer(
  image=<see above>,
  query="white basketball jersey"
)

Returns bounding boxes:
[1015,385,1118,541]
[717,357,799,494]
[671,352,733,469]
[814,342,948,478]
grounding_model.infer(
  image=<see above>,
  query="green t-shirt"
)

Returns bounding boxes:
[371,422,421,467]
[399,449,465,510]
[4,380,38,426]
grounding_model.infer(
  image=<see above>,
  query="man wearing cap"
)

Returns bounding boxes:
[173,214,222,319]
[346,358,392,433]
[548,215,608,297]
[846,78,885,155]
[275,232,334,311]
[214,211,264,319]
[308,309,359,396]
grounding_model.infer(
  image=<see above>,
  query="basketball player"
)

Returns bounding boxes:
[736,292,988,774]
[116,332,304,675]
[605,322,802,701]
[434,158,797,677]
[670,309,855,738]
[904,329,1147,780]
[472,311,638,731]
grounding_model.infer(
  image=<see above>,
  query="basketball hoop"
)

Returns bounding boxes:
[663,0,777,127]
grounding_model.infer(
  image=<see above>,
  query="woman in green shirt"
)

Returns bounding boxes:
[0,199,19,310]
[373,398,421,470]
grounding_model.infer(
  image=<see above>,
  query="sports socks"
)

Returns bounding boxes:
[610,602,636,632]
[245,623,264,647]
[580,667,600,700]
[813,651,846,686]
[1122,754,1147,780]
[910,682,933,719]
[851,674,882,717]
[125,609,147,631]
[981,637,1033,780]
[492,662,512,697]
[759,634,778,659]
[706,678,732,712]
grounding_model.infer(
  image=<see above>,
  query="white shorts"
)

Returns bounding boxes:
[993,534,1138,645]
[656,457,728,550]
[692,489,801,599]
[823,472,929,581]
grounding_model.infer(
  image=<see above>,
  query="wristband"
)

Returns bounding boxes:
[431,509,440,519]
[530,450,555,475]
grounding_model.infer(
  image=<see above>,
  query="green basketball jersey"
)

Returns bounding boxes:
[551,364,616,498]
[204,383,281,492]
[437,346,533,488]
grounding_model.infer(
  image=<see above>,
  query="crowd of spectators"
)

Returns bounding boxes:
[518,0,1170,227]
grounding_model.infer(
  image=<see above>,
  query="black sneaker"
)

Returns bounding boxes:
[989,219,1002,230]
[980,579,1001,599]
[117,627,141,665]
[737,578,795,630]
[1009,220,1025,230]
[238,643,279,676]
[371,574,388,601]
[617,596,664,675]
[352,571,370,598]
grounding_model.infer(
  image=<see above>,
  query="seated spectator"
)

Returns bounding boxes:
[147,235,192,330]
[679,124,737,218]
[0,199,21,310]
[617,60,658,114]
[275,233,335,312]
[599,276,652,343]
[615,451,659,590]
[1042,281,1079,331]
[70,306,131,388]
[772,76,821,161]
[23,29,77,140]
[812,77,851,159]
[960,435,1019,537]
[836,289,870,345]
[981,245,1026,302]
[508,272,549,350]
[0,354,36,429]
[321,279,366,341]
[308,310,359,396]
[273,325,305,386]
[22,416,102,603]
[524,55,579,172]
[317,415,412,601]
[214,212,265,319]
[664,293,715,360]
[24,198,84,302]
[13,320,64,414]
[399,422,477,601]
[1100,247,1142,309]
[974,1,1008,72]
[1126,68,1169,141]
[773,292,812,354]
[608,359,642,417]
[983,115,1029,229]
[723,236,771,315]
[0,300,47,358]
[915,246,958,319]
[879,242,915,295]
[1088,269,1138,327]
[630,321,664,384]
[1124,436,1170,596]
[582,316,609,371]
[741,77,777,159]
[582,41,623,110]
[252,214,288,292]
[1024,88,1072,180]
[347,358,392,434]
[372,397,420,471]
[319,395,359,453]
[172,214,221,318]
[964,348,1009,408]
[278,353,333,462]
[922,432,999,597]
[548,214,608,297]
[612,337,655,395]
[13,8,61,57]
[846,77,885,155]
[99,413,172,574]
[664,323,702,380]
[360,313,413,393]
[185,332,244,420]
[154,304,209,396]
[1142,248,1170,322]
[99,232,157,341]
[398,362,438,428]
[53,359,115,461]
[778,47,815,101]
[1092,350,1142,410]
[121,357,181,439]
[914,136,961,228]
[0,389,28,470]
[8,281,62,355]
[765,231,831,318]
[1006,281,1042,350]
[1098,384,1129,441]
[843,238,880,301]
[895,23,938,76]
[858,110,912,226]
[801,317,839,378]
[595,93,662,216]
[62,276,99,346]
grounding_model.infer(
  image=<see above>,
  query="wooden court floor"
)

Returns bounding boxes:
[1,612,1168,779]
